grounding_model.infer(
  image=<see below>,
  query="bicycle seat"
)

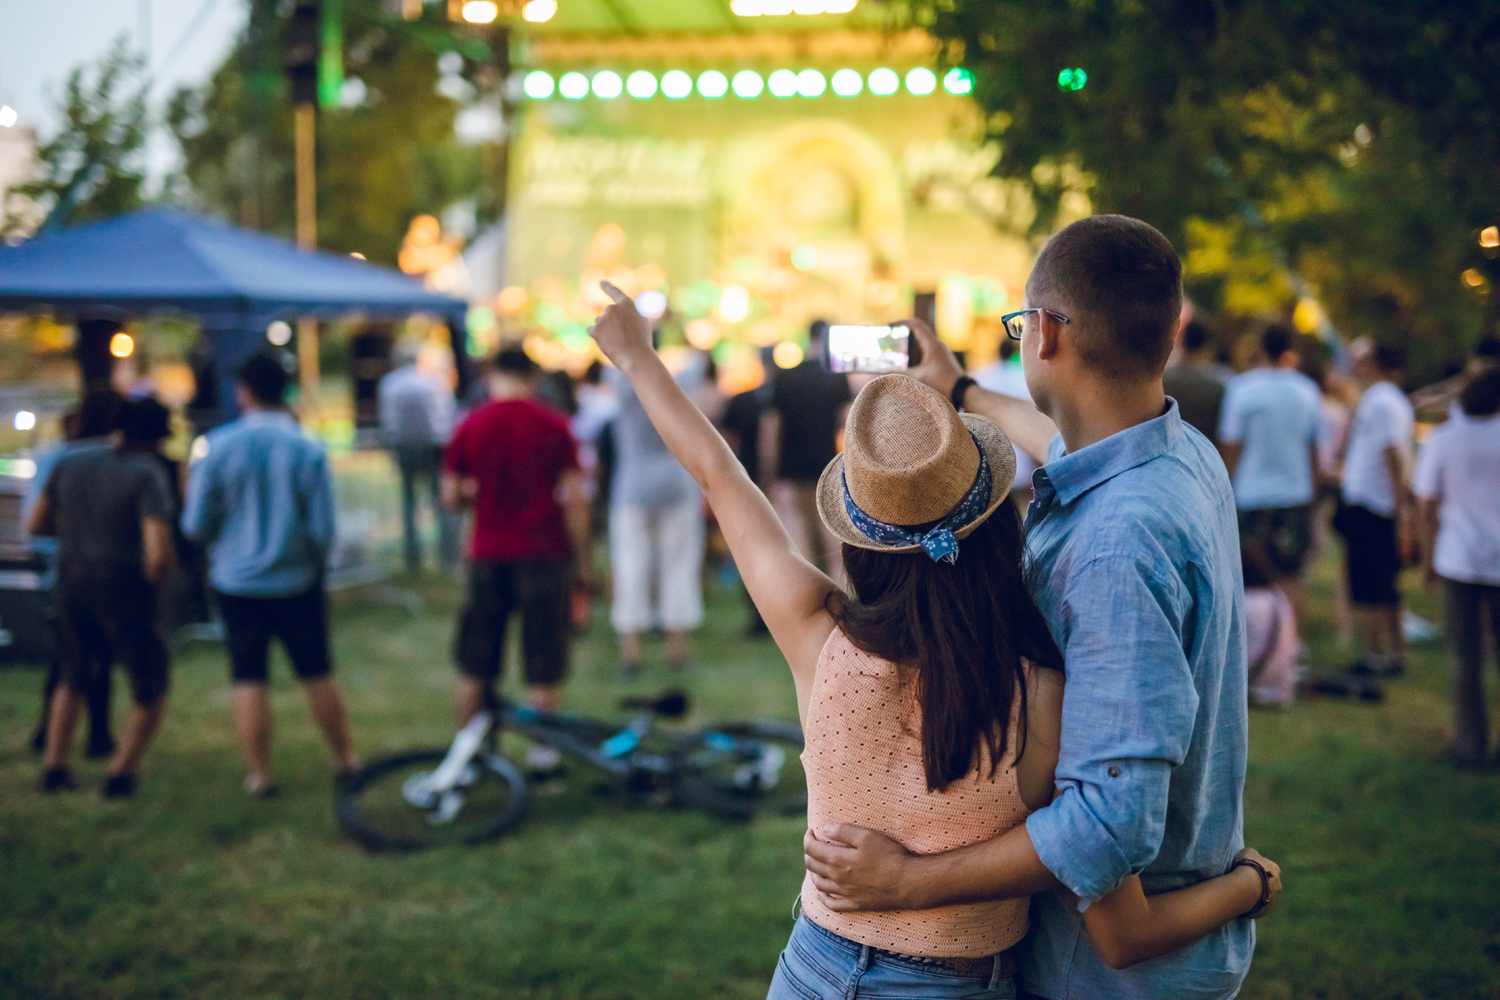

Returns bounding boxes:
[619,690,689,719]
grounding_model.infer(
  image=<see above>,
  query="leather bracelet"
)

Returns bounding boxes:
[1232,857,1273,917]
[950,375,977,412]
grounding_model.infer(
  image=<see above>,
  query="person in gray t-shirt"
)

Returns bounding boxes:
[607,361,704,672]
[29,398,178,798]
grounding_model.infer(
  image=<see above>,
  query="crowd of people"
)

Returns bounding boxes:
[16,209,1500,997]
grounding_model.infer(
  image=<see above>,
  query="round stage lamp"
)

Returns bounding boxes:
[867,67,899,96]
[831,68,863,97]
[943,67,974,95]
[636,289,668,319]
[796,69,826,98]
[461,0,498,23]
[768,69,799,98]
[626,70,658,99]
[790,244,818,271]
[13,410,36,431]
[661,70,694,99]
[825,0,856,10]
[732,70,764,98]
[558,72,590,100]
[773,341,804,369]
[110,332,135,358]
[267,321,293,346]
[718,284,751,323]
[523,71,555,100]
[793,0,827,12]
[592,70,623,99]
[697,70,729,98]
[522,0,557,21]
[905,67,937,95]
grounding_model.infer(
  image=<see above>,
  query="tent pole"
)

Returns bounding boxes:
[294,101,320,399]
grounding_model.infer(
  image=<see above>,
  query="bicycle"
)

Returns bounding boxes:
[335,690,806,850]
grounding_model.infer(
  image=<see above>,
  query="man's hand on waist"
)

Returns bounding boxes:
[803,824,929,911]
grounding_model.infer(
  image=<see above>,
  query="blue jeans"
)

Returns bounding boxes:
[768,916,1017,1000]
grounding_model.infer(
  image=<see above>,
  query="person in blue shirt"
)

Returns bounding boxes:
[181,354,360,798]
[1219,323,1322,643]
[803,215,1256,1000]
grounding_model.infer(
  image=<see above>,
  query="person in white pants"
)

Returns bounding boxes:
[607,361,705,672]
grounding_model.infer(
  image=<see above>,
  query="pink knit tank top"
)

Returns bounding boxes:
[800,628,1032,958]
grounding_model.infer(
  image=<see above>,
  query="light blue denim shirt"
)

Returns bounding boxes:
[181,410,334,598]
[1019,400,1254,1000]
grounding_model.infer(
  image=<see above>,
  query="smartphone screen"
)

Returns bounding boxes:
[827,324,912,374]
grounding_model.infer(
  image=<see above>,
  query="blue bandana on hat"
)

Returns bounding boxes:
[841,433,993,564]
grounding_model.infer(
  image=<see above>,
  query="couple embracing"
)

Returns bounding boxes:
[590,215,1280,1000]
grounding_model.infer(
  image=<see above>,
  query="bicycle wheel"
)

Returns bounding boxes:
[673,720,806,820]
[336,747,529,850]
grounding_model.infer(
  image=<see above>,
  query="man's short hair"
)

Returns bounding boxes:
[1460,367,1500,417]
[809,319,829,343]
[1182,318,1212,353]
[121,397,172,447]
[235,352,290,406]
[1029,214,1183,382]
[1261,324,1294,362]
[72,389,125,439]
[493,345,539,378]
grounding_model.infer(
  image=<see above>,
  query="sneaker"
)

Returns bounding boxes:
[243,775,279,799]
[40,767,76,793]
[102,773,136,798]
[526,743,565,780]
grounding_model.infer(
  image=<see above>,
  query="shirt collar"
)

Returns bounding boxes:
[1042,397,1183,507]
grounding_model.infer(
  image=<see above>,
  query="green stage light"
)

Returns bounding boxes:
[796,69,826,97]
[524,71,555,99]
[831,68,863,97]
[867,67,899,96]
[790,244,818,271]
[558,71,589,99]
[592,70,623,99]
[698,70,729,98]
[626,70,657,98]
[732,70,764,98]
[768,69,799,97]
[1057,67,1087,90]
[943,67,973,95]
[905,67,936,95]
[661,70,693,99]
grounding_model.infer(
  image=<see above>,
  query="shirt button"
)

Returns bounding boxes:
[1107,765,1121,778]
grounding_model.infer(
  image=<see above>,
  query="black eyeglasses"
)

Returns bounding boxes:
[999,308,1070,341]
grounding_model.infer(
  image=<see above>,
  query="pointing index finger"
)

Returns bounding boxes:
[599,280,630,305]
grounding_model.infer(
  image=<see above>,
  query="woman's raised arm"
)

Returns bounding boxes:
[589,282,839,713]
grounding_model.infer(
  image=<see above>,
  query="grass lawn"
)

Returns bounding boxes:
[2,550,1498,999]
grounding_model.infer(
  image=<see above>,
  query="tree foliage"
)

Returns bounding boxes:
[917,0,1500,382]
[167,0,488,266]
[4,38,149,235]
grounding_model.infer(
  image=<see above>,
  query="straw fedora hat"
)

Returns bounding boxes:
[816,374,1017,556]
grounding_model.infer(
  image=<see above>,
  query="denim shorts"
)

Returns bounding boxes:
[767,916,1017,1000]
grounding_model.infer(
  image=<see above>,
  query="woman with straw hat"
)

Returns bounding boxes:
[589,283,1279,998]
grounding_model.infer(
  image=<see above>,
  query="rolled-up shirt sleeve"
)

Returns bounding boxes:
[1025,551,1199,902]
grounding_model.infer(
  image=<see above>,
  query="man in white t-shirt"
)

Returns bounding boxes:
[1414,367,1500,769]
[1335,339,1415,676]
[1219,324,1322,632]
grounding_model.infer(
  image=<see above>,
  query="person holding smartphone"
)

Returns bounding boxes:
[588,267,1280,1000]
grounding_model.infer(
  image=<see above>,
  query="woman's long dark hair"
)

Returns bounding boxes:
[829,506,1063,792]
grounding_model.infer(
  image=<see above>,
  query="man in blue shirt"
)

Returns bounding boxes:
[803,216,1256,999]
[1219,323,1322,637]
[181,354,360,797]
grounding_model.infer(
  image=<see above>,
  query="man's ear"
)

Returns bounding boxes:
[1036,310,1066,363]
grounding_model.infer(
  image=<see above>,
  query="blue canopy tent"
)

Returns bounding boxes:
[0,207,472,422]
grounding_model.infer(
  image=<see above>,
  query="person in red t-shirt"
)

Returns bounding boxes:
[443,348,592,767]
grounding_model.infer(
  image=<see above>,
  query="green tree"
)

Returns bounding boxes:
[4,37,149,235]
[167,0,488,266]
[916,0,1500,382]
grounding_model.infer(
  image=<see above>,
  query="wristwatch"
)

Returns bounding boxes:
[949,375,977,412]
